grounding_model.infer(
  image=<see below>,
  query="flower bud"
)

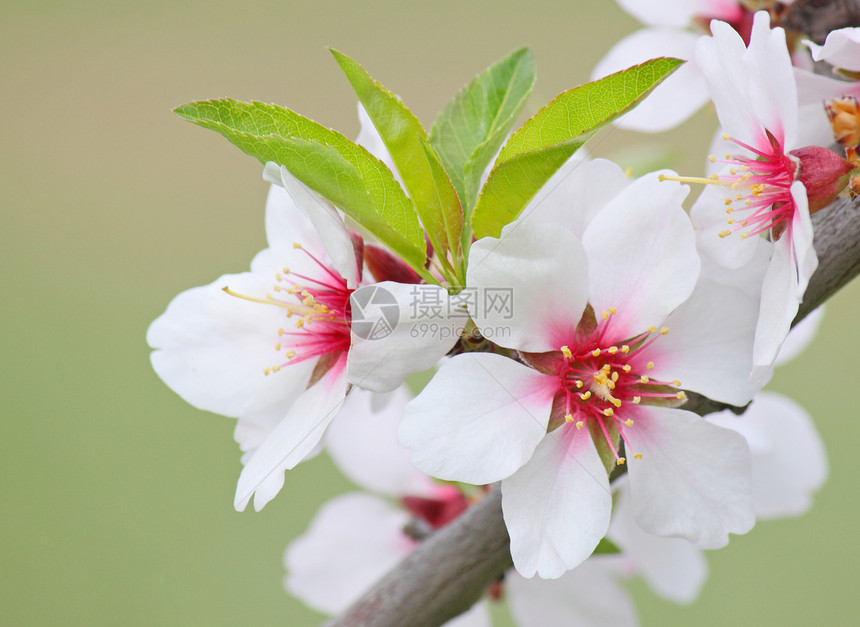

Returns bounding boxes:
[788,145,856,213]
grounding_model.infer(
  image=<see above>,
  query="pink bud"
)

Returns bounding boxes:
[789,146,856,213]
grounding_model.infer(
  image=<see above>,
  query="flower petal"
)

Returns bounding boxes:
[583,173,697,336]
[506,560,637,627]
[707,392,827,519]
[626,407,755,549]
[775,305,824,365]
[467,221,588,352]
[235,356,349,511]
[346,282,461,392]
[648,278,761,406]
[805,27,860,71]
[399,353,555,485]
[615,0,734,27]
[591,29,706,132]
[284,492,411,614]
[326,386,436,497]
[147,272,313,417]
[609,480,708,604]
[519,158,629,239]
[502,424,611,579]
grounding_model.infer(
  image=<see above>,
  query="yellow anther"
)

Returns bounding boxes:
[576,421,584,429]
[608,307,616,314]
[579,391,591,401]
[612,399,622,408]
[672,379,681,387]
[741,220,749,227]
[709,173,721,181]
[575,380,583,388]
[729,168,737,175]
[719,229,732,238]
[561,345,572,358]
[640,376,649,384]
[624,167,633,179]
[648,326,657,333]
[647,361,654,370]
[283,267,290,274]
[621,345,630,353]
[616,457,626,466]
[592,348,601,357]
[676,391,687,400]
[275,273,282,282]
[302,296,315,306]
[295,319,304,328]
[709,155,716,163]
[624,419,634,427]
[608,346,618,354]
[263,367,271,376]
[273,285,281,292]
[292,242,303,249]
[660,327,669,335]
[602,364,612,372]
[727,218,736,225]
[278,328,285,336]
[602,310,610,320]
[724,199,733,206]
[271,365,281,373]
[722,132,730,140]
[726,206,734,214]
[634,453,643,460]
[724,152,731,159]
[564,413,574,423]
[740,232,750,240]
[603,408,614,417]
[286,349,296,359]
[632,396,641,404]
[611,372,619,382]
[274,343,281,351]
[622,365,631,372]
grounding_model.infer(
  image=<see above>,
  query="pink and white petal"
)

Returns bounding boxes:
[626,407,755,549]
[591,29,707,132]
[267,164,361,288]
[707,392,827,519]
[697,18,766,146]
[609,480,708,604]
[583,173,697,335]
[284,492,412,615]
[502,425,611,579]
[805,28,860,71]
[399,353,555,485]
[698,228,772,298]
[346,282,460,392]
[259,176,328,265]
[506,560,637,627]
[519,158,629,238]
[467,222,588,352]
[751,235,802,377]
[648,279,761,405]
[615,0,734,28]
[744,11,798,148]
[327,386,436,498]
[775,305,824,365]
[147,272,313,417]
[235,357,350,511]
[790,182,817,297]
[691,180,763,270]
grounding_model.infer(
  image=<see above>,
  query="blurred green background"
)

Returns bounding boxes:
[3,1,857,624]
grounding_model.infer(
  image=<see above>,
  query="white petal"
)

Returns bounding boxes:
[270,164,361,288]
[355,102,402,185]
[790,182,817,298]
[609,480,708,604]
[775,305,824,365]
[707,392,828,519]
[327,386,435,497]
[648,278,761,406]
[805,27,860,71]
[519,158,629,239]
[147,272,313,417]
[698,226,772,298]
[259,179,326,266]
[235,357,349,511]
[346,282,460,392]
[284,492,411,614]
[591,29,707,132]
[583,173,697,336]
[506,560,637,627]
[399,353,555,485]
[467,222,588,352]
[794,70,860,147]
[502,425,611,579]
[615,0,731,27]
[626,407,755,549]
[691,180,763,271]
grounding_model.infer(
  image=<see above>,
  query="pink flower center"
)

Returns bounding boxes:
[223,242,353,375]
[553,308,685,465]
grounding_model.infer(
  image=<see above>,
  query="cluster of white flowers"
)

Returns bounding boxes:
[149,7,856,625]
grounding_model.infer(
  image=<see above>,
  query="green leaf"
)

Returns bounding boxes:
[430,47,536,211]
[330,49,461,258]
[418,136,463,257]
[593,537,621,555]
[471,57,684,239]
[173,99,427,269]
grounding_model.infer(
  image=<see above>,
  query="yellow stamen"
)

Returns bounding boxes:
[285,349,296,359]
[592,348,601,357]
[647,361,654,370]
[632,396,641,404]
[564,413,574,423]
[603,408,614,417]
[576,421,584,429]
[624,419,634,427]
[561,345,572,358]
[634,453,643,460]
[616,457,626,465]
